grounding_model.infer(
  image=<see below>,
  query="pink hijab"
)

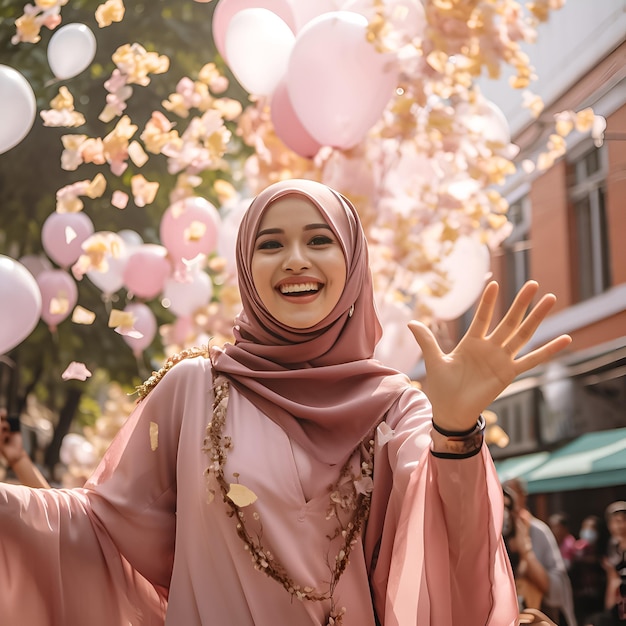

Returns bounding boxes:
[212,179,412,464]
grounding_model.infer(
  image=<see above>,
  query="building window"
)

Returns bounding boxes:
[489,388,539,457]
[503,195,531,308]
[570,145,611,301]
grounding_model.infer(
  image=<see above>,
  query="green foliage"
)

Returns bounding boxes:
[0,0,249,446]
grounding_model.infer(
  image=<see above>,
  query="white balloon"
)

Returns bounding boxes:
[374,296,422,373]
[288,0,340,31]
[163,270,213,318]
[217,198,252,281]
[423,237,491,321]
[0,255,42,354]
[461,98,511,146]
[0,65,36,155]
[117,229,144,249]
[47,23,97,80]
[86,234,129,296]
[60,433,97,468]
[225,8,295,95]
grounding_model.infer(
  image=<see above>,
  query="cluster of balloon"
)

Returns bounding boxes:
[0,23,96,156]
[213,0,400,156]
[0,255,42,355]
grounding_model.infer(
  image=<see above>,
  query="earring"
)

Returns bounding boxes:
[348,304,355,318]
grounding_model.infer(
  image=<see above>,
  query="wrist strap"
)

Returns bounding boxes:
[432,415,486,438]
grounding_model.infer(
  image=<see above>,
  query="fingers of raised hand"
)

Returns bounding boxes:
[407,320,443,364]
[518,608,557,625]
[514,333,572,373]
[487,281,540,346]
[465,281,499,337]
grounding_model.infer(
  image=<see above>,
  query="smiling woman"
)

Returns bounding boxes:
[0,179,572,626]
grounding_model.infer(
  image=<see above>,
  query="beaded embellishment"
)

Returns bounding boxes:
[203,374,376,626]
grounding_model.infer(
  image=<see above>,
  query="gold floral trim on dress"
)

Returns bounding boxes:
[204,373,376,626]
[135,346,210,400]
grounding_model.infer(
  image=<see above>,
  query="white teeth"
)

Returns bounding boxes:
[280,282,320,294]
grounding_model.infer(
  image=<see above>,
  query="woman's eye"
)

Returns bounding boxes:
[309,235,333,246]
[257,239,281,250]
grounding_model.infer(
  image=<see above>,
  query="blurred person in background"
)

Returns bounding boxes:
[0,409,50,489]
[570,515,606,625]
[550,513,578,570]
[504,478,577,626]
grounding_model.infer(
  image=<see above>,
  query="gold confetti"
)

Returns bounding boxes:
[226,483,258,507]
[150,421,159,451]
[108,309,135,328]
[72,306,96,325]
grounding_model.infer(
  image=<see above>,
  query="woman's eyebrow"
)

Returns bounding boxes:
[255,227,283,239]
[304,223,332,231]
[255,223,331,239]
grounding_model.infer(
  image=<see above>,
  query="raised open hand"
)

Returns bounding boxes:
[408,281,571,433]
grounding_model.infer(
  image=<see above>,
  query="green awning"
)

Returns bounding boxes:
[523,428,626,494]
[495,451,551,483]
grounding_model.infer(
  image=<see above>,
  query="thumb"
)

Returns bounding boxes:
[407,320,443,365]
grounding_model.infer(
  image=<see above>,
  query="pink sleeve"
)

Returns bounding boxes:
[0,357,206,624]
[384,446,519,626]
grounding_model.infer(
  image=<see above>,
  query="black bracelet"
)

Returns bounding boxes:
[430,415,486,460]
[430,445,483,460]
[431,414,486,438]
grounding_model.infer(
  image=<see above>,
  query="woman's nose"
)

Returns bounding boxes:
[282,243,309,272]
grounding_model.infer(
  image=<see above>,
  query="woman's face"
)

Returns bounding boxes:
[251,195,347,329]
[608,512,626,540]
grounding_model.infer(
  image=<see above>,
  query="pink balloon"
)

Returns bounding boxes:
[123,244,171,300]
[212,0,296,60]
[36,268,78,331]
[0,255,42,353]
[171,315,194,346]
[122,303,157,356]
[271,79,322,158]
[41,211,95,269]
[19,254,52,279]
[159,197,221,270]
[287,11,399,149]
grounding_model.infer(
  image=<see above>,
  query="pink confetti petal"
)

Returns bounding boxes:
[62,362,93,382]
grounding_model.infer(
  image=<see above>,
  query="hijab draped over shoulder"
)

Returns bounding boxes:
[211,179,413,465]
